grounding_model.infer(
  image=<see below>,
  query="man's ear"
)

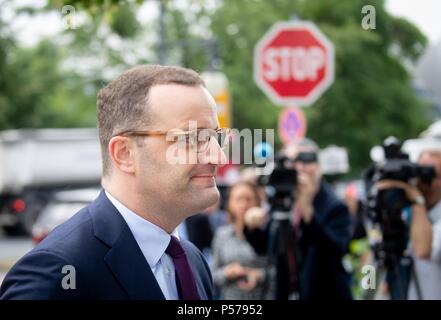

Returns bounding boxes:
[108,136,136,174]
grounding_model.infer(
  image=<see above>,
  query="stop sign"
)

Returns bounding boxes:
[254,21,334,106]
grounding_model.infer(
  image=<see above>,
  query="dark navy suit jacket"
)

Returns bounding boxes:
[0,191,213,300]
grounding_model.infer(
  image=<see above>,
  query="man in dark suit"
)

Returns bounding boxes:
[0,65,228,300]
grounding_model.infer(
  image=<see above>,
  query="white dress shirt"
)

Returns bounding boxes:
[105,190,179,300]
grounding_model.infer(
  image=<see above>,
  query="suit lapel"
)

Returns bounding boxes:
[104,227,165,300]
[89,190,165,300]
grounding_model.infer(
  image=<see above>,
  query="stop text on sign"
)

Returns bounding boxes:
[254,21,334,107]
[264,46,325,81]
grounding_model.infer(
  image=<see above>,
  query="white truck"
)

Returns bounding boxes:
[0,128,102,235]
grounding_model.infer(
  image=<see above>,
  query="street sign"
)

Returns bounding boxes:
[254,21,334,106]
[278,106,307,146]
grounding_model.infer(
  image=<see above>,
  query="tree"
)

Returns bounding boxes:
[1,0,430,175]
[0,0,145,130]
[210,0,429,173]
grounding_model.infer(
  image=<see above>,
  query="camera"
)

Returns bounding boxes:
[258,154,297,213]
[364,137,435,260]
[257,151,317,213]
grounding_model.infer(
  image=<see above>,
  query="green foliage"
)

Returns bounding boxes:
[0,0,145,130]
[210,0,429,174]
[0,0,430,176]
[109,3,141,38]
[0,37,96,129]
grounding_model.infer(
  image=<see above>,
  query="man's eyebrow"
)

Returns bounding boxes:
[178,125,219,130]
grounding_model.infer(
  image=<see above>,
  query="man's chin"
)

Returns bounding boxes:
[188,186,219,212]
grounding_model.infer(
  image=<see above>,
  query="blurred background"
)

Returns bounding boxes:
[0,0,440,299]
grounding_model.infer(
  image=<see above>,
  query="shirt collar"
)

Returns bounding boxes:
[104,190,179,268]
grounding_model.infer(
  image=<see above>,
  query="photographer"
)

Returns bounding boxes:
[244,138,353,300]
[377,149,441,299]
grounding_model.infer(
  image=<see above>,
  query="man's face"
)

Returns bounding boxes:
[418,150,441,209]
[134,84,226,217]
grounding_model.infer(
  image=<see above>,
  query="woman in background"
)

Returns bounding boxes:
[212,181,274,300]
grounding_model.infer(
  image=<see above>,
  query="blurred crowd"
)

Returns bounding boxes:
[178,137,441,300]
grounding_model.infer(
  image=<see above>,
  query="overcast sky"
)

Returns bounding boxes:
[386,0,441,44]
[2,0,441,47]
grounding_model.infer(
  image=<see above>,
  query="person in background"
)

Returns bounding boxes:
[244,138,353,300]
[205,198,228,234]
[343,183,371,299]
[212,181,275,300]
[377,148,441,299]
[345,183,368,240]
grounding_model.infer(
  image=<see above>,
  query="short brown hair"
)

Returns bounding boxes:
[97,64,205,176]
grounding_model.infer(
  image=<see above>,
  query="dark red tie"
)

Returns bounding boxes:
[166,235,201,300]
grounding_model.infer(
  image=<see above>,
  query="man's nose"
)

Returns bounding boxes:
[198,136,228,165]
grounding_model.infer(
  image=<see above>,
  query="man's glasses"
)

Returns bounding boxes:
[115,127,231,154]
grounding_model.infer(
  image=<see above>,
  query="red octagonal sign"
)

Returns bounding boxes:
[254,21,334,106]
